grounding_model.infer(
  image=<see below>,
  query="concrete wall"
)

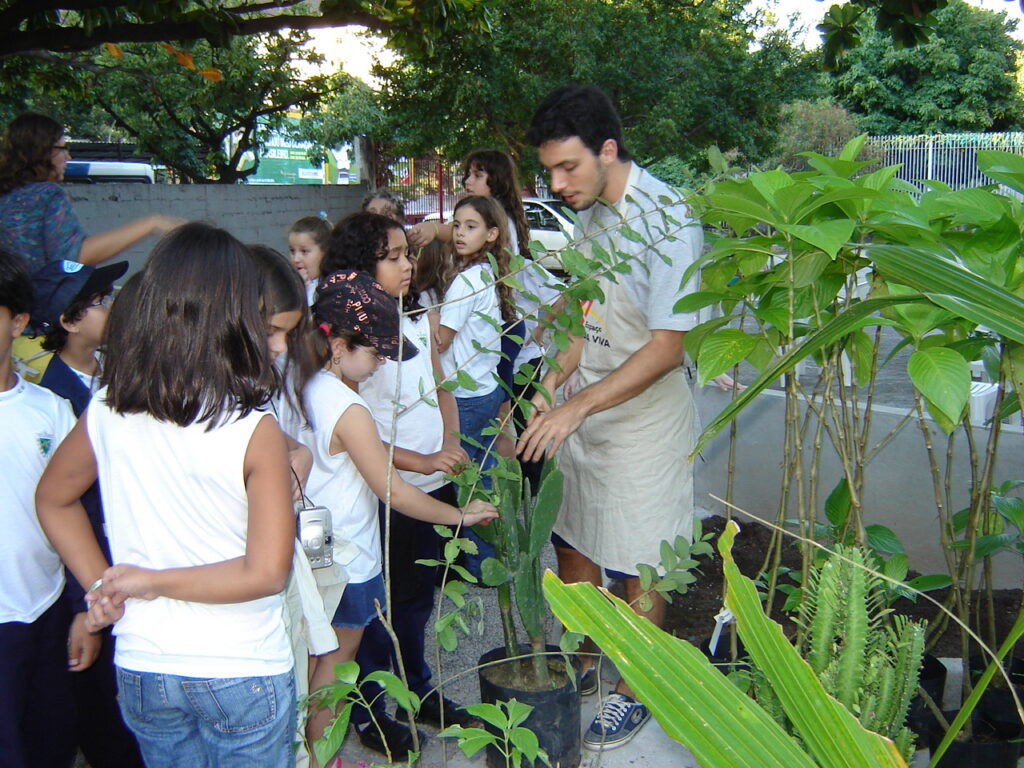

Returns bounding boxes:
[693,386,1024,588]
[66,182,370,275]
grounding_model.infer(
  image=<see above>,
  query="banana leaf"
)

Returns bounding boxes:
[869,243,1024,344]
[544,571,816,768]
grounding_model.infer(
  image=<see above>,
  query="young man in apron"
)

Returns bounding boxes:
[518,84,703,751]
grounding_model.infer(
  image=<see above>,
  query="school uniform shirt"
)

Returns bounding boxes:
[0,376,75,623]
[359,312,446,493]
[88,391,292,678]
[300,370,381,584]
[439,263,501,398]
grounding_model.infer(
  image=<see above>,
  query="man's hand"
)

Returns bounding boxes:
[68,612,102,671]
[516,396,588,463]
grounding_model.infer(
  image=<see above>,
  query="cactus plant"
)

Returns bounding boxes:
[744,545,925,761]
[454,454,564,689]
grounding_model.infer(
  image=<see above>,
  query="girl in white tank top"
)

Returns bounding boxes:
[36,223,298,768]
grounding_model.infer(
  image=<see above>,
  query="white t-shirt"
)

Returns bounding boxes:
[513,260,564,367]
[0,376,74,623]
[359,312,446,493]
[577,163,702,331]
[439,263,501,398]
[300,370,381,584]
[87,392,292,678]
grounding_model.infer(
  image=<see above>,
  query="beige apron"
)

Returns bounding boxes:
[554,220,695,576]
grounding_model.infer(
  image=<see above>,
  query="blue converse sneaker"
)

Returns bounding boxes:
[583,691,651,750]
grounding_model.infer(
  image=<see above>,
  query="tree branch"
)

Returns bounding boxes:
[1,11,388,58]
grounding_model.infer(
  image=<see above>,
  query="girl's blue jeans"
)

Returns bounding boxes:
[456,386,503,575]
[116,667,295,768]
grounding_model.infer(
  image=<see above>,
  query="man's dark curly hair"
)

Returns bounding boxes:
[525,84,631,161]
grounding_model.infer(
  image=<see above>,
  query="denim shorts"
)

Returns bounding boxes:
[455,387,503,470]
[551,531,634,580]
[332,573,387,629]
[116,667,295,768]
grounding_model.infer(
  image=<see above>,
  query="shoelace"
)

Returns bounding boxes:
[594,694,634,731]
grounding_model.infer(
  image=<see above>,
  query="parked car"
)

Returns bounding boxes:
[63,160,155,183]
[422,197,576,274]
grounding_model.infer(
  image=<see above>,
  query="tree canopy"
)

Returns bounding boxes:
[0,0,495,60]
[347,0,821,173]
[3,31,333,182]
[829,0,1024,134]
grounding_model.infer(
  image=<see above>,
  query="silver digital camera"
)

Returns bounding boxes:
[297,504,334,569]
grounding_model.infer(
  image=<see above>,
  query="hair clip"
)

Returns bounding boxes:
[319,322,331,336]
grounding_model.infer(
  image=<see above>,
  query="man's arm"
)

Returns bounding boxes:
[516,329,684,462]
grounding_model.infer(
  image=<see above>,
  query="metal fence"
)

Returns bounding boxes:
[863,132,1024,195]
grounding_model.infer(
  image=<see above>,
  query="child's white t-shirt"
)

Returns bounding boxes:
[87,391,292,678]
[439,263,501,398]
[0,376,74,623]
[300,370,381,584]
[359,312,446,493]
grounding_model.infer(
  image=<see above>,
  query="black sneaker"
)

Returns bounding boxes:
[398,692,481,729]
[579,667,599,697]
[583,691,651,751]
[356,713,425,759]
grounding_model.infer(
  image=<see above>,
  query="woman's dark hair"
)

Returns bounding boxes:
[462,150,530,260]
[288,215,332,251]
[248,243,312,421]
[0,247,31,316]
[40,290,107,353]
[526,84,631,161]
[0,112,64,195]
[360,188,406,224]
[448,196,516,324]
[102,222,276,427]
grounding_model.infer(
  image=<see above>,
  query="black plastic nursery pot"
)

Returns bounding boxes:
[927,709,1022,768]
[967,655,1024,740]
[907,654,948,746]
[699,636,748,673]
[477,645,582,768]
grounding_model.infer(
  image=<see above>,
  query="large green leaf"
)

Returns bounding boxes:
[977,149,1024,197]
[719,522,908,768]
[697,329,759,385]
[694,294,931,455]
[870,244,1024,343]
[777,219,856,259]
[907,348,971,428]
[543,573,818,768]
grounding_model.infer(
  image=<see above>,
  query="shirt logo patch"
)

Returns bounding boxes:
[38,436,52,456]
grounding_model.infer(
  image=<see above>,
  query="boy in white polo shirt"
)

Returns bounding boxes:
[0,248,77,768]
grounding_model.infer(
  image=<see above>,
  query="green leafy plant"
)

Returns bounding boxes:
[440,698,551,768]
[451,455,564,688]
[306,661,420,767]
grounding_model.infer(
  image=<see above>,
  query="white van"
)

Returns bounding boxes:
[63,160,155,184]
